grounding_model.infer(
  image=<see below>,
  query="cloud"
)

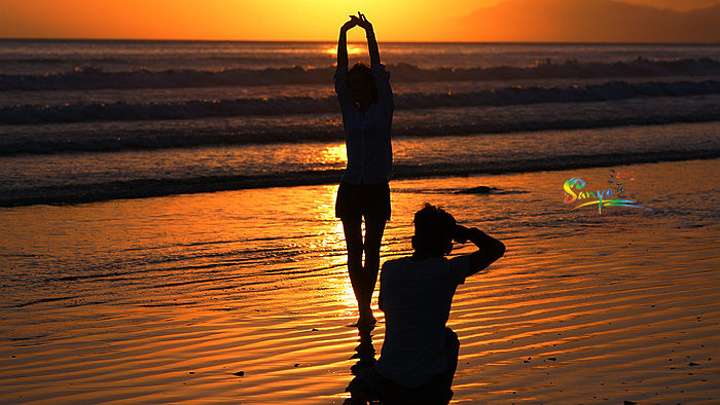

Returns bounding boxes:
[449,0,720,42]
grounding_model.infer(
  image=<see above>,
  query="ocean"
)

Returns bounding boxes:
[1,39,720,206]
[1,40,720,404]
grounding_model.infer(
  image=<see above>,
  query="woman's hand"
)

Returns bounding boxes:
[341,12,379,65]
[355,12,373,32]
[341,17,358,32]
[345,12,372,32]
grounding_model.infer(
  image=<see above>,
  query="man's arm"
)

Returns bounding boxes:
[454,225,505,276]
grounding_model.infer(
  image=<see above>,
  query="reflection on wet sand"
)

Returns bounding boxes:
[1,159,719,404]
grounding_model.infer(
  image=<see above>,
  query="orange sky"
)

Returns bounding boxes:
[1,0,719,42]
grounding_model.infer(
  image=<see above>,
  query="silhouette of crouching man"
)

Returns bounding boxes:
[346,204,506,404]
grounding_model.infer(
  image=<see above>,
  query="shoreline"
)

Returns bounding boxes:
[2,151,719,208]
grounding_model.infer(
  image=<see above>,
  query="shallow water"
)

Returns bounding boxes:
[1,158,719,404]
[3,40,720,210]
[3,121,720,207]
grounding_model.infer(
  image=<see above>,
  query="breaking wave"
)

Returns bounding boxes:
[1,57,719,91]
[3,79,720,125]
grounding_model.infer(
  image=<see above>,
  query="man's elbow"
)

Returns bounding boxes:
[491,241,506,262]
[478,242,505,272]
[492,241,506,261]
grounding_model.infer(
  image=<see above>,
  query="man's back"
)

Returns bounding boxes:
[344,204,505,405]
[376,255,469,389]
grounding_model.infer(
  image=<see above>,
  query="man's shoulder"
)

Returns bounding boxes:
[382,256,409,269]
[381,256,450,275]
[383,256,453,267]
[448,254,470,265]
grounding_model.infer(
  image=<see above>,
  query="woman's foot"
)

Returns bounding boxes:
[356,313,377,331]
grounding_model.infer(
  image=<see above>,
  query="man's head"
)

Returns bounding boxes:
[347,61,378,105]
[412,203,456,257]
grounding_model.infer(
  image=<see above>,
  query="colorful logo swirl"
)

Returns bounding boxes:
[563,177,651,213]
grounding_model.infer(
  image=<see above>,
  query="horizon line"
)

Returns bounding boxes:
[1,37,719,45]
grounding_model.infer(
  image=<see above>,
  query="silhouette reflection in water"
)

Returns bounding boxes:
[350,328,376,377]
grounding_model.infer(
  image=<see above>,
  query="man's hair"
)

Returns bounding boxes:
[413,203,456,255]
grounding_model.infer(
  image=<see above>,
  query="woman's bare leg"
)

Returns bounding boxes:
[342,218,369,324]
[360,218,387,327]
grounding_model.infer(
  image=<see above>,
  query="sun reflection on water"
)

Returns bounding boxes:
[324,44,365,56]
[316,144,347,166]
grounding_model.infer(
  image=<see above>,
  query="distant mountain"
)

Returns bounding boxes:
[449,0,720,42]
[622,0,720,12]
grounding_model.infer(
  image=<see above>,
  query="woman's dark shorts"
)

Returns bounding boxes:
[335,181,391,221]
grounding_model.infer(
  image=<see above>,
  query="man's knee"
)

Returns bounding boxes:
[445,327,460,374]
[445,328,459,353]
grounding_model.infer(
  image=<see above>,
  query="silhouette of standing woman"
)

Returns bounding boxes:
[335,12,394,330]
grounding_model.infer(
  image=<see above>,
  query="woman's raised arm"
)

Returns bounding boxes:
[337,18,356,67]
[356,12,380,65]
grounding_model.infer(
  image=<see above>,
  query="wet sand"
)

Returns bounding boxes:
[1,158,719,404]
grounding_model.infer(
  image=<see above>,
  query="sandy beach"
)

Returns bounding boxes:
[1,158,719,404]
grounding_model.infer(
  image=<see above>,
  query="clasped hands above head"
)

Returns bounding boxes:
[342,12,373,32]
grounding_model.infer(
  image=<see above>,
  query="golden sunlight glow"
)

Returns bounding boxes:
[2,1,714,47]
[317,144,348,166]
[6,0,696,42]
[324,44,365,56]
[328,275,358,312]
